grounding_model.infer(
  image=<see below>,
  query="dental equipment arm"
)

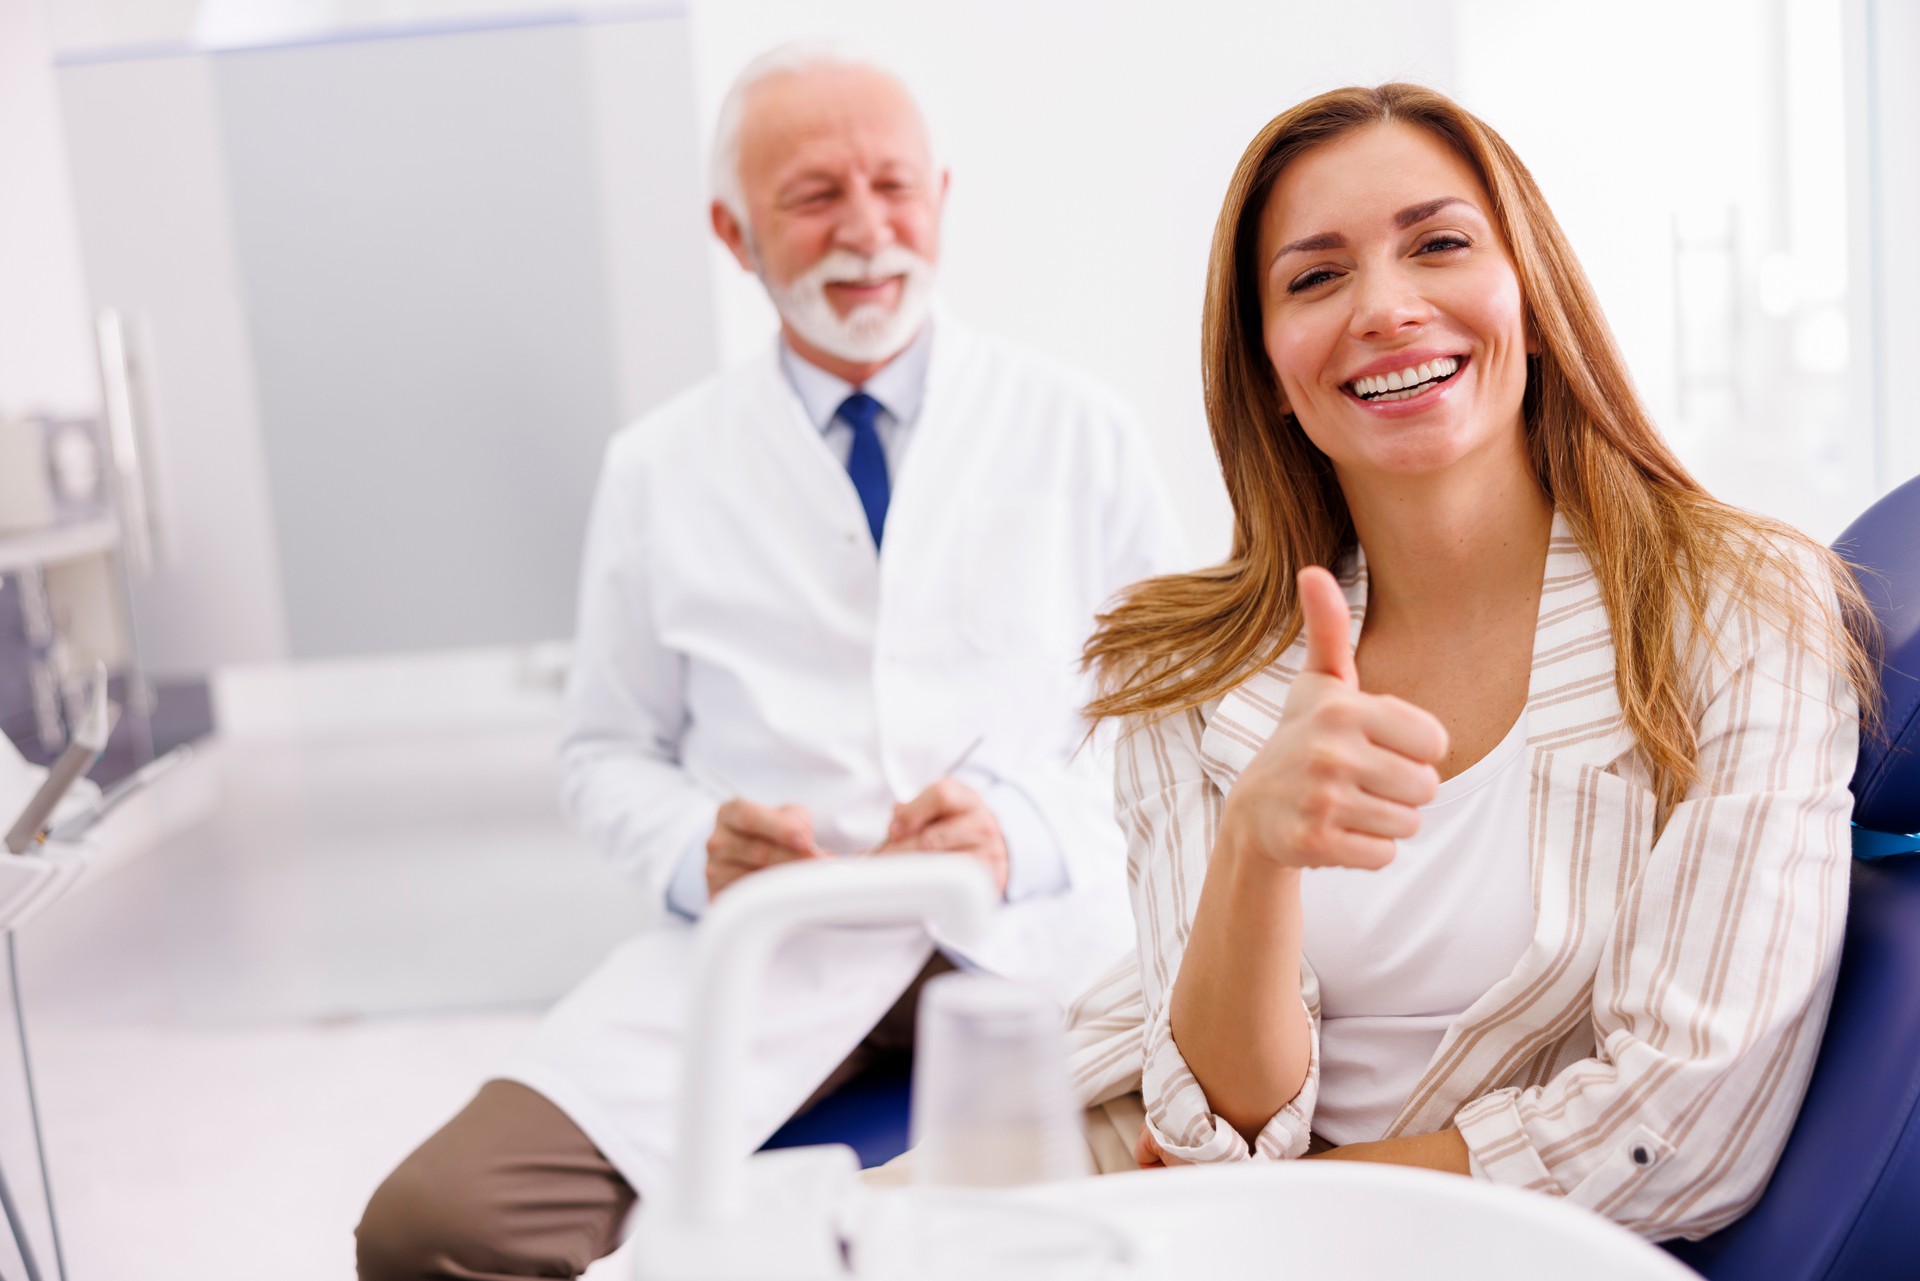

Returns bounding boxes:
[674,854,994,1222]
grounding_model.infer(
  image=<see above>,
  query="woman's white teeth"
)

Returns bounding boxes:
[1352,356,1459,400]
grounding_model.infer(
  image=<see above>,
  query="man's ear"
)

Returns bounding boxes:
[710,201,756,274]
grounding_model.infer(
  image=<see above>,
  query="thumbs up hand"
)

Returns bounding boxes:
[1219,567,1449,872]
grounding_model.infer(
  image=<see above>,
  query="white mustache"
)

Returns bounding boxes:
[809,248,921,291]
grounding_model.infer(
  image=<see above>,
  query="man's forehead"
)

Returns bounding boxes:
[737,65,932,185]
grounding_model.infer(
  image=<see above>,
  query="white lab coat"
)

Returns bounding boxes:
[500,318,1185,1197]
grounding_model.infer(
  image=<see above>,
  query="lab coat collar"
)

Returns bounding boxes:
[777,317,936,432]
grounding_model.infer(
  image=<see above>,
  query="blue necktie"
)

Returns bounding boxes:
[838,391,890,548]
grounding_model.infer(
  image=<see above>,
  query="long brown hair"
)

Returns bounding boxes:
[1084,83,1878,816]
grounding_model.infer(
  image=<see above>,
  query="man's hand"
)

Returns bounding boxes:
[876,778,1010,898]
[705,799,826,899]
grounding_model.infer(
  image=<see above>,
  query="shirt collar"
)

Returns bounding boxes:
[779,321,934,432]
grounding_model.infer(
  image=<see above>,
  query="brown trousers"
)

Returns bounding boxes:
[356,956,950,1280]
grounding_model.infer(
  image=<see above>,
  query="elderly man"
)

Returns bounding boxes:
[357,45,1181,1279]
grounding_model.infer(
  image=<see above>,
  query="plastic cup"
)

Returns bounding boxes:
[909,971,1092,1188]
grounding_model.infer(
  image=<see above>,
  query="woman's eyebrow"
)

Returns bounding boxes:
[1276,231,1345,259]
[1395,196,1469,227]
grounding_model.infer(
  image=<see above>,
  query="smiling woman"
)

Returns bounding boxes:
[1067,83,1883,1244]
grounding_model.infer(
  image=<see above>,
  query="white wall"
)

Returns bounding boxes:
[1854,0,1920,488]
[686,0,1463,558]
[1452,0,1874,540]
[0,0,98,417]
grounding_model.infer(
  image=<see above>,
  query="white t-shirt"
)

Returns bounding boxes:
[1300,712,1535,1145]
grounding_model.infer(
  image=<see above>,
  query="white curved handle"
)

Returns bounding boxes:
[670,854,996,1225]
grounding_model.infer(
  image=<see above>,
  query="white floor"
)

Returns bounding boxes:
[0,704,658,1280]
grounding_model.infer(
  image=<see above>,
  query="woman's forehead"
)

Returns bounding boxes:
[1259,122,1492,245]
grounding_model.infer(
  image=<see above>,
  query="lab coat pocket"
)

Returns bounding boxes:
[961,494,1073,654]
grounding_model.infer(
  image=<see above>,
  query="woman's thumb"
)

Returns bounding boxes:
[1298,566,1358,686]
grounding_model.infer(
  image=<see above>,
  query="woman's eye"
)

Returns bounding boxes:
[1417,234,1470,255]
[1286,268,1339,294]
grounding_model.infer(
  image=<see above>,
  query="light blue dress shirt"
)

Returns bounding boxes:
[664,328,1069,919]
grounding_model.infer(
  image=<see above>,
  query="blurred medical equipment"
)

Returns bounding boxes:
[625,855,1694,1280]
[633,854,996,1280]
[0,701,100,1281]
[1666,471,1920,1280]
[45,743,192,843]
[0,417,55,535]
[4,663,110,854]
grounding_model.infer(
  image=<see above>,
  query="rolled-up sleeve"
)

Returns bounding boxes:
[1119,707,1321,1163]
[1455,592,1858,1240]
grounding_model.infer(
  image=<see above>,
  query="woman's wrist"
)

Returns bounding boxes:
[1215,806,1304,892]
[1218,798,1303,878]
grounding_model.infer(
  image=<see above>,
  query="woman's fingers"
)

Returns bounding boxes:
[1357,693,1449,766]
[1333,790,1424,842]
[1134,1122,1164,1168]
[1352,743,1443,808]
[1322,829,1398,871]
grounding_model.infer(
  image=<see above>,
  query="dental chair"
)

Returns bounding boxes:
[1667,473,1920,1280]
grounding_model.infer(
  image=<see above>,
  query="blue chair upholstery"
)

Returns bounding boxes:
[1667,474,1920,1280]
[759,1056,913,1169]
[1835,473,1920,840]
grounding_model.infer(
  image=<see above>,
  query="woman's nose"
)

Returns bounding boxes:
[1347,264,1431,341]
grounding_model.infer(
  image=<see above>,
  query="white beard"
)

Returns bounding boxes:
[762,245,935,365]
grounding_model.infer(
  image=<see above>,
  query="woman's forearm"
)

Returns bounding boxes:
[1167,827,1312,1143]
[1307,1128,1471,1175]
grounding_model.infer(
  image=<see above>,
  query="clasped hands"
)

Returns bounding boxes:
[704,776,1010,900]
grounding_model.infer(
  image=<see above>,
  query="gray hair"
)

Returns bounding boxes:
[708,41,934,224]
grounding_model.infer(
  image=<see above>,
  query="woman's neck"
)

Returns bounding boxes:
[1341,457,1554,631]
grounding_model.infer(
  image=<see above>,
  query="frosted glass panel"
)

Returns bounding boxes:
[214,23,623,656]
[56,10,713,665]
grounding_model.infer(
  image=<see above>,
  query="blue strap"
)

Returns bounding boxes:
[838,391,890,548]
[1855,826,1920,861]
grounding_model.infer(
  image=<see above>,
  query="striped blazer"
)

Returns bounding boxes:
[1066,516,1858,1241]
